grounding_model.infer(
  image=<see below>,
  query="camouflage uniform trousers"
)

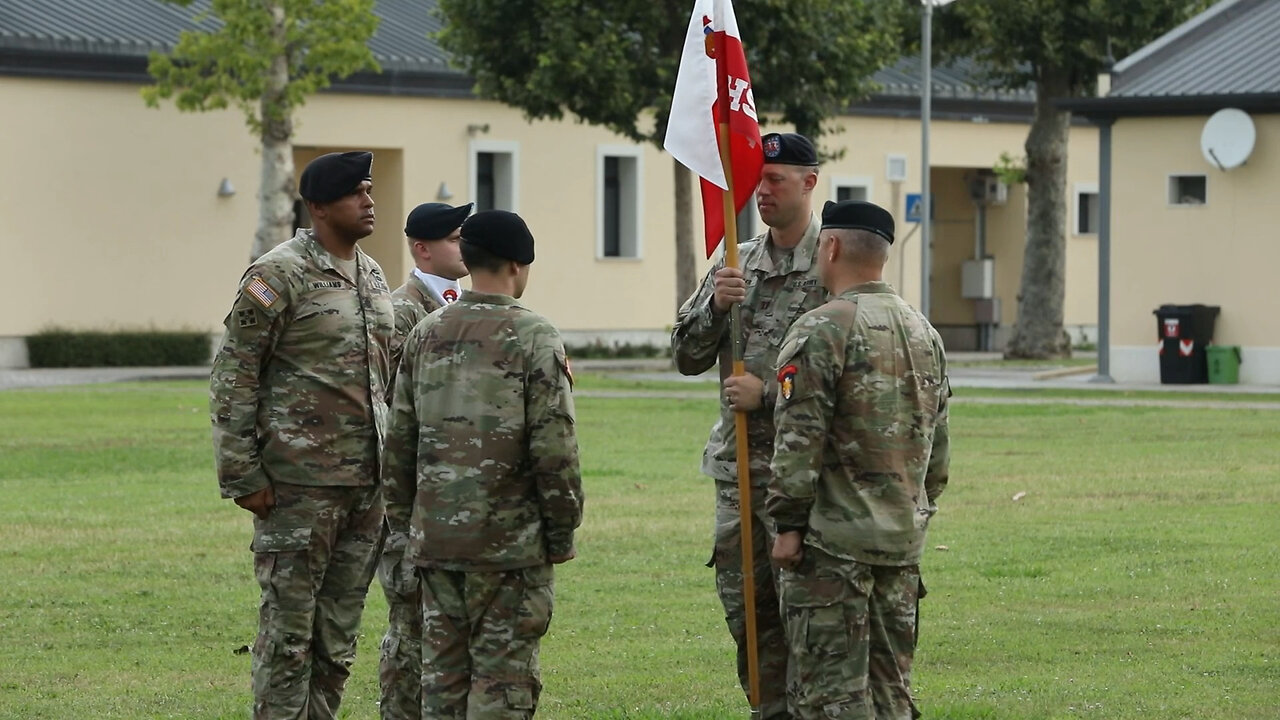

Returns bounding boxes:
[778,547,922,720]
[251,482,384,720]
[378,545,422,720]
[713,480,792,720]
[418,564,555,719]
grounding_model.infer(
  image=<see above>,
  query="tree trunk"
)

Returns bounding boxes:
[1005,68,1072,359]
[673,158,698,311]
[250,2,296,263]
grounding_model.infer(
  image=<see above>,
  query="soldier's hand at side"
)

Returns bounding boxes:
[548,548,577,565]
[234,486,276,519]
[711,267,747,314]
[772,531,804,571]
[723,373,765,412]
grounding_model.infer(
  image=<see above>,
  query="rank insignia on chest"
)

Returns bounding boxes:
[236,308,258,328]
[245,276,278,308]
[778,364,797,400]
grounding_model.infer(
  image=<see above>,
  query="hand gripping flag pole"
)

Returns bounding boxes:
[664,0,764,711]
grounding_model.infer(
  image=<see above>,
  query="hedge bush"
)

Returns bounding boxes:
[563,340,669,360]
[27,329,212,368]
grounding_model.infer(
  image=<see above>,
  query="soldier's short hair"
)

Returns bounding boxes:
[833,228,890,266]
[460,241,509,273]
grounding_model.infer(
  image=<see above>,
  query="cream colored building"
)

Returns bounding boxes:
[1069,0,1280,385]
[0,0,1100,367]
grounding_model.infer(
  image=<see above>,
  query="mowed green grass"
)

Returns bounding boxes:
[0,379,1277,719]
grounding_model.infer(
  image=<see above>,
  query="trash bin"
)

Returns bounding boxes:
[1153,304,1219,384]
[1207,345,1241,384]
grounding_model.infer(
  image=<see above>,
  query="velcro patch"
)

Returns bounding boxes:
[778,364,798,400]
[236,308,258,328]
[245,276,278,308]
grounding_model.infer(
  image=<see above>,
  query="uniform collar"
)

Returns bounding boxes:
[460,289,520,306]
[838,280,896,299]
[757,214,820,276]
[298,228,375,283]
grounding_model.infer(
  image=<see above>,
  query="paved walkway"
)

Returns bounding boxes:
[3,357,1277,409]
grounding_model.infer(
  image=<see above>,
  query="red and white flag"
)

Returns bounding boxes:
[664,0,763,258]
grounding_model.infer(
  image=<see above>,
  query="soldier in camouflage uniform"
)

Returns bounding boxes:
[379,201,472,720]
[768,200,950,720]
[383,209,583,719]
[210,151,395,720]
[671,133,827,720]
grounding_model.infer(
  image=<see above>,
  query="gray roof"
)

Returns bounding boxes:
[0,0,1031,112]
[0,0,452,72]
[1110,0,1280,98]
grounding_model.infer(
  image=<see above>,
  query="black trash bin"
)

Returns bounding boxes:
[1153,304,1219,384]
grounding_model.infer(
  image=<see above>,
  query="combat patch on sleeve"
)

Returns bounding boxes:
[778,364,798,400]
[245,275,279,309]
[236,308,258,328]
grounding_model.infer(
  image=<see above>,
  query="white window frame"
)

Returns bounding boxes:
[830,175,874,204]
[469,139,519,212]
[595,144,644,260]
[1167,173,1207,207]
[1073,182,1099,236]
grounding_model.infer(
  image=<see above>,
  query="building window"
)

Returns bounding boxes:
[470,141,518,211]
[1168,174,1206,206]
[831,175,873,204]
[596,146,643,259]
[1074,183,1099,235]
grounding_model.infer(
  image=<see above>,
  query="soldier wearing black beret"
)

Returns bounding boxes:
[671,130,829,719]
[383,207,581,718]
[769,197,948,720]
[377,199,473,719]
[210,147,394,719]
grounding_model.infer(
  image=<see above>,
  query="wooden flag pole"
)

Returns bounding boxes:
[718,120,761,712]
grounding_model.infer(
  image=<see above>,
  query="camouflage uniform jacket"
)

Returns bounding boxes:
[388,273,442,390]
[211,228,395,500]
[670,215,826,486]
[767,281,951,566]
[383,290,584,572]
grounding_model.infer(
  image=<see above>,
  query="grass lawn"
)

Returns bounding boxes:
[0,379,1277,719]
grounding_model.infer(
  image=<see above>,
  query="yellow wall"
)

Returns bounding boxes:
[1109,113,1280,383]
[1,73,1100,358]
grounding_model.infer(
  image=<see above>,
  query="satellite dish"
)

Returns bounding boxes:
[1200,108,1255,171]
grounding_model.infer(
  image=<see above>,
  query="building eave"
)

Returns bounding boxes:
[1061,92,1280,120]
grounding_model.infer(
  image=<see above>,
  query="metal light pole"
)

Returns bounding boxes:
[920,0,957,319]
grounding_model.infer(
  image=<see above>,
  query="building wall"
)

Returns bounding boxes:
[0,73,1100,364]
[1109,113,1280,384]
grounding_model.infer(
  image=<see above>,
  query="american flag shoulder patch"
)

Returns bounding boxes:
[245,276,279,308]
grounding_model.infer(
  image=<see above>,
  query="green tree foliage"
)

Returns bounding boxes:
[142,0,380,260]
[931,0,1214,358]
[436,0,905,306]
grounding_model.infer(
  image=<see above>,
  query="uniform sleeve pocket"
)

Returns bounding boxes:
[251,526,312,553]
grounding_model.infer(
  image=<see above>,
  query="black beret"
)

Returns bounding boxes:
[762,132,819,166]
[405,202,473,241]
[299,151,373,204]
[460,210,535,264]
[822,200,896,244]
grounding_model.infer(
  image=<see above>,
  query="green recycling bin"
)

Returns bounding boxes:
[1206,345,1241,384]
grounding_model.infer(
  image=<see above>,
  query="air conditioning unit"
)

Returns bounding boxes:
[885,154,908,182]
